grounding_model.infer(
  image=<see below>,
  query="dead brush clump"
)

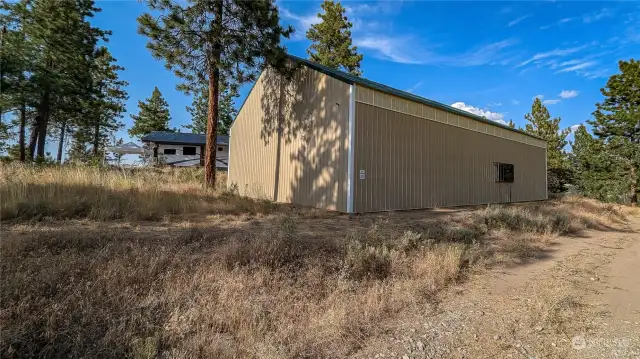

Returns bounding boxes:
[0,217,472,358]
[478,205,571,235]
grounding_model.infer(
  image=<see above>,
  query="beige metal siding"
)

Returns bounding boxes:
[228,66,350,211]
[353,102,547,212]
[356,86,547,149]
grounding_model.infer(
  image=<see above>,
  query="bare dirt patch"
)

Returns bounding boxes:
[353,217,640,359]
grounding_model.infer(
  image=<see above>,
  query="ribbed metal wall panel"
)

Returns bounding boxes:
[356,86,547,149]
[228,67,350,211]
[353,102,547,212]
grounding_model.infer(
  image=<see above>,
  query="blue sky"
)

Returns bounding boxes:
[78,0,639,156]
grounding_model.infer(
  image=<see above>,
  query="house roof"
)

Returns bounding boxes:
[286,54,542,141]
[141,131,229,145]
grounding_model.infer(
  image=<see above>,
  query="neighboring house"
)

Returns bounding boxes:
[229,55,547,213]
[141,131,229,169]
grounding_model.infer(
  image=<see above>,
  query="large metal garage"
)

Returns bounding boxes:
[228,55,547,213]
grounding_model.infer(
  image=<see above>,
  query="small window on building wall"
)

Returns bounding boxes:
[183,147,197,155]
[494,163,514,182]
[163,148,176,155]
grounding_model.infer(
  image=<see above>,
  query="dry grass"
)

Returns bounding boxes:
[0,164,633,358]
[0,163,279,221]
[0,219,468,358]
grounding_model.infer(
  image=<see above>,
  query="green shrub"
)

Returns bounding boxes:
[343,239,392,280]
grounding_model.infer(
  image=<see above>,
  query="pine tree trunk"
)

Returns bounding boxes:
[57,119,66,163]
[28,116,39,160]
[36,91,50,160]
[204,0,223,188]
[18,101,26,162]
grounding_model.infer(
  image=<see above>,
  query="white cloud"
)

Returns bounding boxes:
[542,99,561,105]
[279,7,320,40]
[448,39,518,66]
[355,36,517,66]
[355,36,427,64]
[405,81,423,93]
[344,1,401,16]
[451,102,505,123]
[507,15,531,27]
[559,59,587,67]
[583,8,613,24]
[559,90,578,99]
[555,61,597,73]
[540,17,575,30]
[517,45,587,67]
[512,100,520,105]
[569,124,581,133]
[487,102,502,107]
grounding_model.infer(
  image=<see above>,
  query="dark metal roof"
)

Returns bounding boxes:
[141,131,229,145]
[286,54,542,141]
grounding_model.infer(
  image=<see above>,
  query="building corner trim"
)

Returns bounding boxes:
[347,84,356,213]
[545,146,548,200]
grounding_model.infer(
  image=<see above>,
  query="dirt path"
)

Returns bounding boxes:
[354,216,640,359]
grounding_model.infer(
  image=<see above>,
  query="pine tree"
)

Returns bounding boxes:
[507,119,516,129]
[590,59,640,205]
[1,1,35,160]
[128,87,171,140]
[138,0,292,187]
[1,0,109,161]
[571,125,627,201]
[524,98,571,193]
[184,81,238,135]
[69,47,128,163]
[306,0,363,76]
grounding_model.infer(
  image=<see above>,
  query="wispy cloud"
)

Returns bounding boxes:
[540,8,614,30]
[356,36,518,66]
[533,95,544,100]
[540,17,575,30]
[582,8,613,24]
[517,45,587,67]
[487,102,502,107]
[512,100,520,105]
[355,36,427,64]
[344,1,402,16]
[543,99,561,105]
[405,81,423,93]
[451,102,505,123]
[498,6,512,15]
[448,39,518,66]
[569,124,581,133]
[508,14,532,27]
[559,90,578,99]
[555,61,597,73]
[279,7,319,40]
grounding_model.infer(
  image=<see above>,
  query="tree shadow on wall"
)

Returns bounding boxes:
[260,64,348,210]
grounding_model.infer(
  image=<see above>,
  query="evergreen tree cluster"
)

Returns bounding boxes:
[520,59,638,205]
[572,59,639,204]
[0,0,128,164]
